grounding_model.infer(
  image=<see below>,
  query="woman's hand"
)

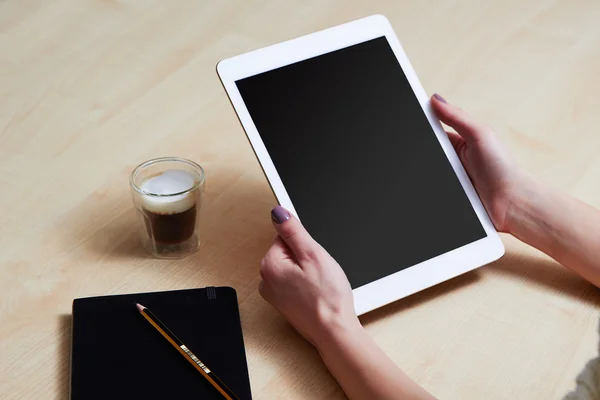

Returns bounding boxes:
[259,207,437,400]
[259,206,359,347]
[431,94,523,232]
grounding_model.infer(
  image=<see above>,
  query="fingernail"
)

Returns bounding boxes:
[271,206,291,224]
[434,93,448,103]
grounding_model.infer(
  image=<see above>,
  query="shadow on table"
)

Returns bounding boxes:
[59,166,276,266]
[359,268,482,326]
[57,314,72,400]
[58,188,148,260]
[487,251,600,307]
[360,247,600,326]
[242,265,483,398]
[242,247,600,398]
[87,206,148,259]
[241,297,347,399]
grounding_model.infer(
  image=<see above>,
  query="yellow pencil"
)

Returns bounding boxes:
[136,303,239,400]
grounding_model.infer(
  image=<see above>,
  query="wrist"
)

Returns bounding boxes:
[313,313,364,353]
[505,172,540,236]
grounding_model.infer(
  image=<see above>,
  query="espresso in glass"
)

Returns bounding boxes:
[130,158,205,259]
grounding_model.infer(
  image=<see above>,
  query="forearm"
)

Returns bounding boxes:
[315,319,436,400]
[507,174,600,286]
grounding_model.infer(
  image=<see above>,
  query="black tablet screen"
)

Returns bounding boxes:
[236,36,486,289]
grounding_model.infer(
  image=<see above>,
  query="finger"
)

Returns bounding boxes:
[430,93,489,143]
[260,241,287,280]
[446,130,464,151]
[273,236,296,260]
[261,236,301,278]
[270,206,320,261]
[263,238,291,266]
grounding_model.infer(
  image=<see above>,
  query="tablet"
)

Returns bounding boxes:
[217,15,504,315]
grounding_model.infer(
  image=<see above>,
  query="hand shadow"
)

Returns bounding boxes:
[57,314,72,400]
[240,294,348,399]
[243,268,482,398]
[486,250,600,307]
[245,248,600,398]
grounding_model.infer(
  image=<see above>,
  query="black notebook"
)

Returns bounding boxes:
[70,287,252,399]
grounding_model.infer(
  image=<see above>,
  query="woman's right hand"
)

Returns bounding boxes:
[431,94,524,233]
[260,207,437,400]
[259,206,359,348]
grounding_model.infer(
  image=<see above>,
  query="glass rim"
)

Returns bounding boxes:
[129,157,205,198]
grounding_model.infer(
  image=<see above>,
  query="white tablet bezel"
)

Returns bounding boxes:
[217,14,504,315]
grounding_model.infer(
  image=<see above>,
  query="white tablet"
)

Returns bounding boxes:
[217,15,504,315]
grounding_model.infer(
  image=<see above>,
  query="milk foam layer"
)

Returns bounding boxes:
[140,170,196,214]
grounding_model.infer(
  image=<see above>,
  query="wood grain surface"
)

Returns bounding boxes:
[1,1,600,399]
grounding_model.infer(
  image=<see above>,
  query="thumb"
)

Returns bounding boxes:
[430,93,489,143]
[271,206,319,260]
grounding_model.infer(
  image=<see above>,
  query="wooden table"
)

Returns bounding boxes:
[2,1,600,398]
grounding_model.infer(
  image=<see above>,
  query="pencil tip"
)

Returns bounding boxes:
[136,303,145,312]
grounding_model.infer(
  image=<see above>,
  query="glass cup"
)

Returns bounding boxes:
[129,157,205,259]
